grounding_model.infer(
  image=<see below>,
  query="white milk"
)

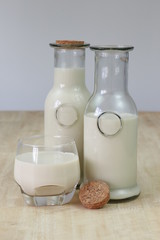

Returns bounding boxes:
[45,68,90,183]
[84,113,138,195]
[14,151,80,196]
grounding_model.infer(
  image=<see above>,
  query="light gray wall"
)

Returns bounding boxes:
[0,0,159,111]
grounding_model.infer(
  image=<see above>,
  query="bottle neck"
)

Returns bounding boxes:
[54,48,85,68]
[94,51,129,94]
[53,48,86,88]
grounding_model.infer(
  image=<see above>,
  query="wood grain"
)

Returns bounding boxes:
[0,111,160,240]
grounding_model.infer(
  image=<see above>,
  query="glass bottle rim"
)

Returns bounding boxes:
[90,45,134,51]
[17,135,76,149]
[49,42,90,49]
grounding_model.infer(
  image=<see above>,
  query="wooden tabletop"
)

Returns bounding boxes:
[0,111,160,240]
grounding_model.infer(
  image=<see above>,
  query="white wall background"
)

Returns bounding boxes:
[0,0,159,111]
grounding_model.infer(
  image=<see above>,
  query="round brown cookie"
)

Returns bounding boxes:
[79,180,110,209]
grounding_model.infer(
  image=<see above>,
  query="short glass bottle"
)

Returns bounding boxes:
[84,45,140,200]
[45,41,90,185]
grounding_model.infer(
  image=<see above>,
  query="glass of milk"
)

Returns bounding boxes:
[14,135,80,206]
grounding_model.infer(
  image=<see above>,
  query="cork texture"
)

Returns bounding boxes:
[79,180,110,209]
[56,40,84,45]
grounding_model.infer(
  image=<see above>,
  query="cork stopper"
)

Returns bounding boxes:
[79,180,110,209]
[56,40,84,45]
[49,40,89,48]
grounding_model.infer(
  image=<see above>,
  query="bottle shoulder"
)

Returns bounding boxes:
[85,92,137,115]
[46,86,90,99]
[45,87,90,110]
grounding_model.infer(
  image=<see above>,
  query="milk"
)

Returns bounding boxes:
[14,151,80,196]
[84,113,138,197]
[45,68,90,183]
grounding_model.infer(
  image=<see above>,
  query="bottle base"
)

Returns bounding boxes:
[21,188,76,206]
[110,184,140,200]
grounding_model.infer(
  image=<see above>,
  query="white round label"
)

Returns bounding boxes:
[56,104,78,127]
[97,112,122,136]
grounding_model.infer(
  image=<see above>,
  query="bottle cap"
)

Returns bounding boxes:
[79,180,110,209]
[50,40,90,48]
[56,40,84,45]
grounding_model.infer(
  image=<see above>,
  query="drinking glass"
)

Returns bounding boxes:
[14,135,80,206]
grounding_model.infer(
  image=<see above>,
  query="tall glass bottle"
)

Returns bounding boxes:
[84,45,140,199]
[45,41,90,185]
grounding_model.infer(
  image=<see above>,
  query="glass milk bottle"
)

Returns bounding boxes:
[45,41,90,184]
[84,45,140,199]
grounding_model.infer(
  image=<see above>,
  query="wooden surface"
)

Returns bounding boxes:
[0,111,160,240]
